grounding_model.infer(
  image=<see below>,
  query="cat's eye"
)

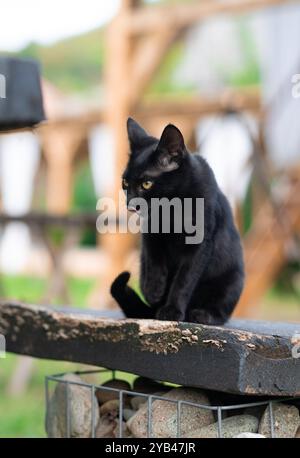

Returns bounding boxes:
[122,178,129,188]
[141,180,153,190]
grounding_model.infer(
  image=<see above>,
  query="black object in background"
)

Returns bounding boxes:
[0,57,45,131]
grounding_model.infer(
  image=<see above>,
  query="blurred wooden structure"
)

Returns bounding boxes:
[0,212,97,303]
[238,168,300,316]
[31,0,300,316]
[99,0,300,315]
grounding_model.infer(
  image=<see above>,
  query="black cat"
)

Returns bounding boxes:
[111,118,244,325]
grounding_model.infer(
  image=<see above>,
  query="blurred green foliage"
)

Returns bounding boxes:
[148,42,194,96]
[1,10,261,96]
[18,28,105,93]
[241,180,253,236]
[227,19,261,88]
[73,160,98,246]
[7,25,186,96]
[272,260,300,299]
[73,161,97,213]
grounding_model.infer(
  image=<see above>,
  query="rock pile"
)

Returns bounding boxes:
[45,374,300,438]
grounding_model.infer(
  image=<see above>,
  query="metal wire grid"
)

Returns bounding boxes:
[45,369,299,438]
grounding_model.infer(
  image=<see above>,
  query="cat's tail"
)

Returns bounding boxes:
[110,271,155,319]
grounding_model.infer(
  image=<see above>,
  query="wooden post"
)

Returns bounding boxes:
[89,0,138,309]
[42,127,82,214]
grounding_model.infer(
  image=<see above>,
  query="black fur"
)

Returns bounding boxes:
[111,118,244,325]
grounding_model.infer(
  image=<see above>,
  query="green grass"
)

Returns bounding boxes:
[0,355,81,438]
[0,274,97,437]
[0,355,137,438]
[1,275,45,303]
[258,288,300,322]
[0,275,96,307]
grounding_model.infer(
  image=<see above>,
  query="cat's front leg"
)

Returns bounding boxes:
[142,263,168,305]
[156,243,212,322]
[141,252,168,306]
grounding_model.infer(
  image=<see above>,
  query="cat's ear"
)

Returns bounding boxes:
[127,118,149,151]
[156,124,186,171]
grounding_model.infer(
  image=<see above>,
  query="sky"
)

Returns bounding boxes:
[0,0,121,51]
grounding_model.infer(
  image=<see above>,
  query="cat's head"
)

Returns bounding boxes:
[122,118,188,211]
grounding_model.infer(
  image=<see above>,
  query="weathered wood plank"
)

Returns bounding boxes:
[0,301,299,396]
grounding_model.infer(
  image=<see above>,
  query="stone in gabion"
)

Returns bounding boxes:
[186,415,259,438]
[127,387,213,438]
[130,395,148,411]
[258,403,300,438]
[123,408,136,421]
[99,399,120,419]
[95,417,116,438]
[113,420,131,438]
[130,390,168,411]
[46,374,99,438]
[234,432,266,438]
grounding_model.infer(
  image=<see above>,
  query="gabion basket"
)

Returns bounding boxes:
[45,369,300,438]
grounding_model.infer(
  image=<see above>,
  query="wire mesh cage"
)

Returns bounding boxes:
[45,369,300,438]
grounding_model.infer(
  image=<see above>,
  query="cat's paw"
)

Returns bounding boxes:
[144,288,164,306]
[155,305,184,322]
[142,273,167,305]
[110,271,130,298]
[187,309,226,325]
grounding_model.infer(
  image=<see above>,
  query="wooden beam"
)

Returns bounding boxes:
[37,88,261,133]
[42,127,83,214]
[139,88,261,119]
[126,0,300,36]
[0,211,97,228]
[89,4,137,309]
[1,301,300,396]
